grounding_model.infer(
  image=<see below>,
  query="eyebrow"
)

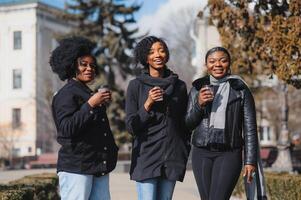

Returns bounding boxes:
[208,56,228,60]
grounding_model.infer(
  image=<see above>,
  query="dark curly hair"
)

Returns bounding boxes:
[49,36,99,81]
[134,36,169,68]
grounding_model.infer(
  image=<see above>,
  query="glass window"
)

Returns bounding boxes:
[13,69,22,89]
[12,148,21,157]
[13,31,22,50]
[12,108,21,129]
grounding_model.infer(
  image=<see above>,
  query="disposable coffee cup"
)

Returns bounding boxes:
[154,86,164,101]
[98,85,111,106]
[202,85,214,98]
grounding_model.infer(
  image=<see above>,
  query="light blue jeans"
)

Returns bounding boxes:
[58,171,111,200]
[136,177,176,200]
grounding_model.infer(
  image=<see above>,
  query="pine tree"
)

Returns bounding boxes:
[60,0,141,146]
[63,0,140,84]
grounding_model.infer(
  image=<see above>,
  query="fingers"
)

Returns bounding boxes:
[149,87,164,102]
[247,170,253,183]
[244,165,256,183]
[198,89,214,106]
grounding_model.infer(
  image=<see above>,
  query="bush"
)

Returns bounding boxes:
[233,172,301,199]
[0,173,59,200]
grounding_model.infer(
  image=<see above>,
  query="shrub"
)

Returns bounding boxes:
[0,173,59,200]
[233,172,301,199]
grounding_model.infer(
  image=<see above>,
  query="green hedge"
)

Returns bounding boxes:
[0,173,59,200]
[233,172,301,199]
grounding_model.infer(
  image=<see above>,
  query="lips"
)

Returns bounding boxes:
[153,58,164,65]
[84,73,93,77]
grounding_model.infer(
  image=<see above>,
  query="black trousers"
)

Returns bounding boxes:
[192,146,242,200]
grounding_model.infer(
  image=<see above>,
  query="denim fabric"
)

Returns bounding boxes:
[136,177,176,200]
[58,171,111,200]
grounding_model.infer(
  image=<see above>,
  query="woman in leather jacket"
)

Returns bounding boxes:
[50,37,118,200]
[185,47,258,200]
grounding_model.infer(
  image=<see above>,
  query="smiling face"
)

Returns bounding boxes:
[206,51,230,79]
[147,42,168,72]
[76,55,96,83]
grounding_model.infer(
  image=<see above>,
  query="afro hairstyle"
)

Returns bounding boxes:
[49,36,99,81]
[133,36,169,68]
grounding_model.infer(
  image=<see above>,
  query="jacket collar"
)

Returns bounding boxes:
[192,75,247,91]
[69,78,93,94]
[192,76,210,91]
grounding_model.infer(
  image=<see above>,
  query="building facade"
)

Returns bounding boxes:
[0,0,70,159]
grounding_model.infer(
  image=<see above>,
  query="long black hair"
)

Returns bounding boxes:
[134,36,169,68]
[49,36,99,81]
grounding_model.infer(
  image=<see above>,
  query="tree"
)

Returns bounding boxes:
[58,0,141,146]
[157,5,199,85]
[0,123,22,168]
[62,0,141,84]
[203,0,301,87]
[202,0,301,171]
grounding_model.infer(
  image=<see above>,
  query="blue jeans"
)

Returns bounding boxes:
[136,177,176,200]
[58,171,111,200]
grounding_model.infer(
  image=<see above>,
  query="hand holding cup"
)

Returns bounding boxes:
[198,85,214,107]
[87,85,111,107]
[144,86,164,111]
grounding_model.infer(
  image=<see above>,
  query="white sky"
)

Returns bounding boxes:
[138,0,207,35]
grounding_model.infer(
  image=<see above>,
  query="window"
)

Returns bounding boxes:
[13,69,22,89]
[12,148,21,157]
[12,108,21,129]
[260,126,271,141]
[13,31,22,49]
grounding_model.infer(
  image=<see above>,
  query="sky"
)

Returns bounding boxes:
[41,0,205,36]
[42,0,168,20]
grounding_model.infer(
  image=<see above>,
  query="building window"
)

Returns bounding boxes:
[12,108,21,129]
[13,69,22,89]
[28,147,32,153]
[260,126,271,141]
[13,31,22,50]
[12,148,21,157]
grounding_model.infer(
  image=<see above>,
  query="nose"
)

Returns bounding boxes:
[215,60,222,66]
[154,50,160,57]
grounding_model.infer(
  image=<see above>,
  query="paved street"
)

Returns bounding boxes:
[0,167,241,200]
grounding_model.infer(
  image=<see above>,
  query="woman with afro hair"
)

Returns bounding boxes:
[50,36,118,200]
[125,36,191,200]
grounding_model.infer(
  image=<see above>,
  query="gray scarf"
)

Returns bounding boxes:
[208,74,247,143]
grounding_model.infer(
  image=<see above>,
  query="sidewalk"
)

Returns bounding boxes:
[0,165,241,200]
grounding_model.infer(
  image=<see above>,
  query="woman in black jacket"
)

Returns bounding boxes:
[50,37,118,200]
[185,47,258,200]
[125,36,191,200]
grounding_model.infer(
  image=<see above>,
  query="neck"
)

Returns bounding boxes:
[73,77,88,85]
[149,67,164,78]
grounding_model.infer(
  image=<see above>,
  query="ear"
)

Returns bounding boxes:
[227,68,232,74]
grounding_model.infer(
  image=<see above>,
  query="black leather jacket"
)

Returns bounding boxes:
[185,76,258,165]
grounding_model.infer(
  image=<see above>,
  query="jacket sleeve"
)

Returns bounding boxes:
[52,90,95,139]
[243,88,258,165]
[125,80,154,136]
[185,87,206,131]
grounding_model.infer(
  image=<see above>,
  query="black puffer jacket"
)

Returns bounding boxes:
[52,79,118,176]
[185,76,258,165]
